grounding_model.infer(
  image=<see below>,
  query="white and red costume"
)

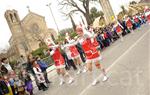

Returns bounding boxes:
[76,27,102,63]
[88,27,99,48]
[79,37,102,63]
[64,33,80,59]
[144,7,150,24]
[133,16,139,23]
[45,38,65,69]
[63,40,80,59]
[125,17,133,29]
[51,48,65,69]
[69,45,79,58]
[113,22,123,35]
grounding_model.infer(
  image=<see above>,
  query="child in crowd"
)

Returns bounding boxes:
[14,75,26,95]
[25,74,33,95]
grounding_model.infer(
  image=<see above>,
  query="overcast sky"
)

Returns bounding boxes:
[0,0,139,50]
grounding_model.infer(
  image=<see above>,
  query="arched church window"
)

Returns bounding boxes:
[14,13,18,22]
[10,14,13,22]
[30,23,40,32]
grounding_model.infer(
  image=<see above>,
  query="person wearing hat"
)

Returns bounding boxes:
[125,16,134,34]
[46,41,74,86]
[113,21,124,42]
[75,25,108,86]
[63,33,85,74]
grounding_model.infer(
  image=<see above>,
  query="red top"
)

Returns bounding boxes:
[141,15,145,19]
[69,45,79,57]
[147,14,150,20]
[81,38,100,59]
[126,19,133,28]
[134,17,139,23]
[116,25,122,33]
[51,48,65,66]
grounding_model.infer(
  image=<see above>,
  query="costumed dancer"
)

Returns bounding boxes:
[88,25,100,49]
[125,16,134,34]
[113,21,124,41]
[76,25,108,86]
[133,15,140,28]
[45,38,74,85]
[63,33,85,74]
[144,6,150,24]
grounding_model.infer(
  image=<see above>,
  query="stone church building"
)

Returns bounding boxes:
[5,9,57,61]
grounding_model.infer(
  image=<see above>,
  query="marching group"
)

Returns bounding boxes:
[0,7,150,95]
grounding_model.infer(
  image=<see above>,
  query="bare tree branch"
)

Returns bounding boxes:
[58,0,98,25]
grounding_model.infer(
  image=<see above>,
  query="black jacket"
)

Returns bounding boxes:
[0,80,9,95]
[0,65,8,75]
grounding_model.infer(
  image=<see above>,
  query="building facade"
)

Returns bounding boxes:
[99,0,115,24]
[5,9,57,61]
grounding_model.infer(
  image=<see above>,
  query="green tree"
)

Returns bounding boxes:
[70,31,78,38]
[56,28,77,43]
[90,7,104,23]
[31,47,47,58]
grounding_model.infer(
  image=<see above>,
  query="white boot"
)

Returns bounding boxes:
[59,75,65,85]
[92,80,99,86]
[102,76,108,82]
[59,79,65,85]
[68,77,74,84]
[82,68,87,73]
[77,69,82,74]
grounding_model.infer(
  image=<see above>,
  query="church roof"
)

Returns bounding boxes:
[21,11,45,24]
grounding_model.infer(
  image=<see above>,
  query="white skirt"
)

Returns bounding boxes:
[86,56,102,63]
[55,65,65,69]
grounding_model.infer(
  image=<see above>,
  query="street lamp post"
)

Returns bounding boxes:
[46,3,60,33]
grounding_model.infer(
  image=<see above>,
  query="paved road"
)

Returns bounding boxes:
[36,23,150,95]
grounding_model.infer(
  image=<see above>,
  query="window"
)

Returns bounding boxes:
[14,13,18,22]
[31,23,40,32]
[10,14,13,22]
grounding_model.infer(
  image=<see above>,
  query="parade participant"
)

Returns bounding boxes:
[63,33,85,74]
[125,16,134,34]
[141,13,146,24]
[63,39,78,70]
[133,15,140,28]
[46,39,74,85]
[76,25,108,86]
[88,25,100,49]
[144,6,150,24]
[113,21,124,41]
